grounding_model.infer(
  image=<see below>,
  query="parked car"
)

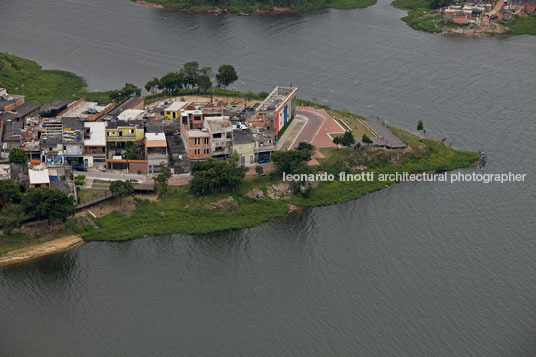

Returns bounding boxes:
[73,164,88,172]
[258,157,270,164]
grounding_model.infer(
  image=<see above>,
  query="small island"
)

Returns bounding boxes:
[134,0,377,14]
[0,53,479,265]
[392,0,536,36]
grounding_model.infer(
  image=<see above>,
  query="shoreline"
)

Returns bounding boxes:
[0,236,83,267]
[133,1,296,15]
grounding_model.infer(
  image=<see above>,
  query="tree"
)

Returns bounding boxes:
[144,77,160,93]
[0,179,22,208]
[0,204,24,235]
[109,180,134,207]
[111,83,141,102]
[333,131,355,149]
[22,187,75,225]
[296,142,315,159]
[255,165,264,176]
[198,66,213,93]
[216,64,238,89]
[271,149,312,174]
[159,72,185,95]
[153,165,172,198]
[182,61,200,88]
[362,134,373,145]
[9,147,27,164]
[190,154,247,195]
[417,120,424,131]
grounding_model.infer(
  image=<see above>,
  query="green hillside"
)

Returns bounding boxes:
[0,52,87,104]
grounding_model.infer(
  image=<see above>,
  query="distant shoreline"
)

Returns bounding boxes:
[133,0,296,15]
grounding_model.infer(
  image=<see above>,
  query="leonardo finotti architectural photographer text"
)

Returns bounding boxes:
[283,172,527,184]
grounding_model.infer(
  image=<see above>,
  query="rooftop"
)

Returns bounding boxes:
[233,129,255,145]
[166,101,187,112]
[0,103,41,121]
[257,86,297,112]
[29,166,50,185]
[108,97,144,117]
[84,122,106,147]
[146,132,167,147]
[62,101,109,118]
[205,117,233,132]
[117,109,145,121]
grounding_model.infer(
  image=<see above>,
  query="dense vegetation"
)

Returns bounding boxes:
[0,52,142,104]
[506,15,536,35]
[137,0,377,13]
[391,0,444,33]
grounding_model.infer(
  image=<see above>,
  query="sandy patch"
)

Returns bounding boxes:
[0,235,83,267]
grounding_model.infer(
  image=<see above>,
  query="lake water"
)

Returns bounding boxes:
[1,0,536,355]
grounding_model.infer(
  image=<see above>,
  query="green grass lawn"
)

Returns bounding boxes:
[291,130,478,207]
[326,109,376,139]
[506,15,536,35]
[78,189,107,204]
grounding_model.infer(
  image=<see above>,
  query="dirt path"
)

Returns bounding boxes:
[0,235,83,267]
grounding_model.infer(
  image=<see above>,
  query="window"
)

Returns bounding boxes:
[204,138,209,145]
[204,149,210,154]
[213,133,221,139]
[194,138,200,145]
[129,129,134,134]
[250,155,254,163]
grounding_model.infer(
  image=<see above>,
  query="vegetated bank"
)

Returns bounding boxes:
[0,52,139,104]
[134,0,376,14]
[77,117,479,242]
[391,0,536,36]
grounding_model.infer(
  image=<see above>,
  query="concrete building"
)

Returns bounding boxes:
[28,165,50,188]
[61,99,113,121]
[62,117,84,166]
[83,122,106,169]
[106,120,145,145]
[116,109,145,122]
[145,132,168,173]
[40,99,71,118]
[164,101,187,120]
[107,97,145,119]
[254,86,297,135]
[233,130,256,165]
[0,90,25,115]
[205,117,234,159]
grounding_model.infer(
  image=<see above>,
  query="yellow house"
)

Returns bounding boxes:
[164,101,187,120]
[106,121,145,144]
[233,131,256,165]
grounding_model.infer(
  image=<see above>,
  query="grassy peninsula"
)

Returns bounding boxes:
[76,122,478,242]
[0,53,479,253]
[135,0,376,14]
[0,52,129,104]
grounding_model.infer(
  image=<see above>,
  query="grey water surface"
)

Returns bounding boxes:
[1,0,535,355]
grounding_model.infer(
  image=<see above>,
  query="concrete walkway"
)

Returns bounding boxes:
[276,115,308,151]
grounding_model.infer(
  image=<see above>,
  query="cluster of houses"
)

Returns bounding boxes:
[442,0,535,25]
[0,86,297,188]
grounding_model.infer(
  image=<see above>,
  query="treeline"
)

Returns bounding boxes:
[0,180,75,234]
[145,62,238,96]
